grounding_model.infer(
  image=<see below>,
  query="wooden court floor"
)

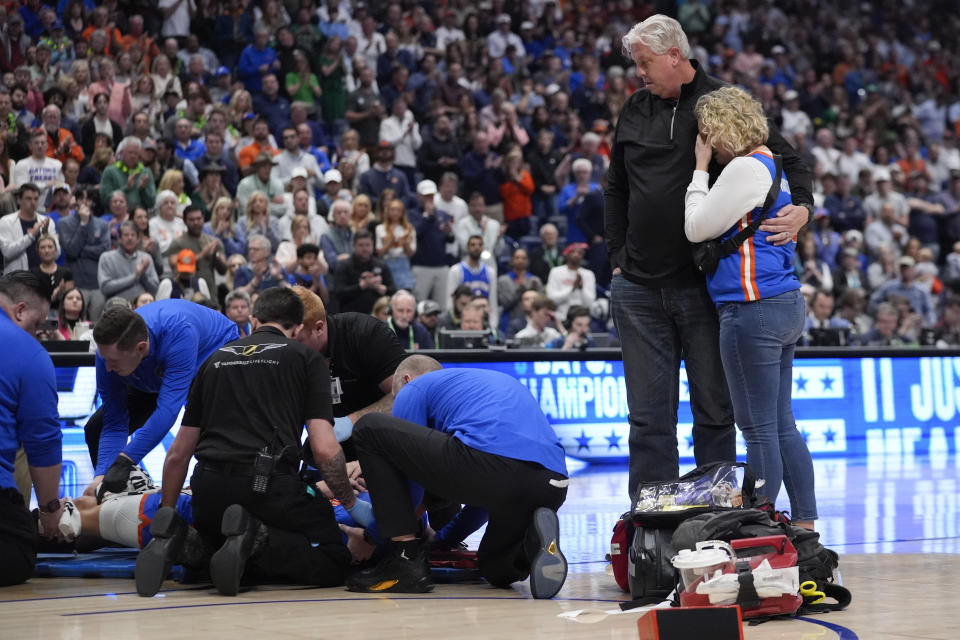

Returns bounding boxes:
[2,459,959,639]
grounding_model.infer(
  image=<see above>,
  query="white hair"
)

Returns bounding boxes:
[155,189,178,209]
[572,158,593,173]
[390,289,415,306]
[247,234,271,251]
[622,14,690,58]
[117,136,142,155]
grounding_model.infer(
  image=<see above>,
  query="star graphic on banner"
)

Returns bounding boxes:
[799,428,810,444]
[795,374,808,391]
[686,435,695,450]
[682,379,690,395]
[824,426,837,444]
[605,430,622,450]
[575,430,593,452]
[821,373,835,391]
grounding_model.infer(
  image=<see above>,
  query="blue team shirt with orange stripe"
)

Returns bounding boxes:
[705,152,800,304]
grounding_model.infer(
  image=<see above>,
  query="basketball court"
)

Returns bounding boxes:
[3,454,956,639]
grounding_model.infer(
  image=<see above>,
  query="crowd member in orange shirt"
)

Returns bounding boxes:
[81,6,123,57]
[237,117,279,175]
[40,104,83,165]
[499,147,535,239]
[118,15,161,71]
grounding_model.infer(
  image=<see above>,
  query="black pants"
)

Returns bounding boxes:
[84,389,159,469]
[0,488,38,587]
[190,463,350,587]
[353,413,568,587]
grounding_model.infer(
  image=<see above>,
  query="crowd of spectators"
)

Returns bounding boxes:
[1,0,959,349]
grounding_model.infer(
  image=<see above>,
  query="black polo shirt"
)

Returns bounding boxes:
[185,326,334,464]
[325,313,407,417]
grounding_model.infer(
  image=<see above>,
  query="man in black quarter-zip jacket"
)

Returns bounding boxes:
[604,15,815,496]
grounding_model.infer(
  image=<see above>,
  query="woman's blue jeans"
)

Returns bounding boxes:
[718,288,818,520]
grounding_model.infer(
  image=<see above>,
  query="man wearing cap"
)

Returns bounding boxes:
[412,179,455,304]
[416,299,442,347]
[99,137,157,212]
[237,118,279,175]
[156,248,212,301]
[545,243,596,319]
[164,205,226,298]
[236,152,286,218]
[273,126,321,192]
[317,169,344,219]
[869,256,936,326]
[194,131,238,196]
[358,141,416,210]
[487,14,525,59]
[780,90,812,140]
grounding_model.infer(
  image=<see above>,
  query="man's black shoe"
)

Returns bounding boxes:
[346,542,434,593]
[135,506,187,597]
[528,507,567,599]
[209,504,267,596]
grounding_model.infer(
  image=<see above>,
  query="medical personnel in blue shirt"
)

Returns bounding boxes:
[0,271,64,585]
[83,299,238,500]
[347,356,570,598]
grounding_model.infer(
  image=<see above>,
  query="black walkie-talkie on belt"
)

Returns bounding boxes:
[252,447,276,494]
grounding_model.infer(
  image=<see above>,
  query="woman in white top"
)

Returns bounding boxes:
[69,60,92,118]
[151,55,182,101]
[149,189,187,255]
[275,213,329,273]
[376,198,416,290]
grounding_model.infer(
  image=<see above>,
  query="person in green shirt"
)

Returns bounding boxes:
[99,137,157,212]
[318,37,347,128]
[286,50,322,106]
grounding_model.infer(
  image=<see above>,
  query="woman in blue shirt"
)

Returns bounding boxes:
[684,86,816,530]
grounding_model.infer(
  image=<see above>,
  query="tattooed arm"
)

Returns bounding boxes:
[306,418,356,508]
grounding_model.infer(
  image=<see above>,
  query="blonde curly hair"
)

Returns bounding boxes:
[695,86,769,158]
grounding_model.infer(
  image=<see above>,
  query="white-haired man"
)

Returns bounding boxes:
[604,14,814,493]
[99,137,157,211]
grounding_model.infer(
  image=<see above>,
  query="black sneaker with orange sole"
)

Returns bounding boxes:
[346,543,434,593]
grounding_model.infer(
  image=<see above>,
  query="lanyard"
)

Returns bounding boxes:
[388,317,415,350]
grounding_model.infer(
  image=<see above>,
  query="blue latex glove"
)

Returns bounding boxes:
[333,415,354,442]
[346,498,375,528]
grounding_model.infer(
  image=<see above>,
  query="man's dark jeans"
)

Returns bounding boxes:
[610,274,736,496]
